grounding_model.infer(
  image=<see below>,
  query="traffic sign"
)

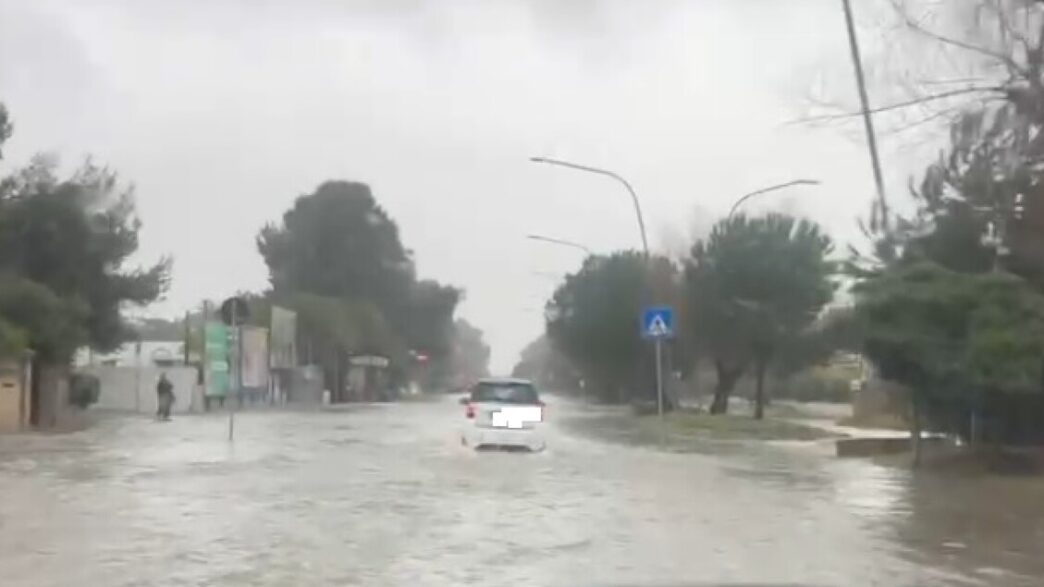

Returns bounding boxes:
[641,306,674,339]
[220,296,250,327]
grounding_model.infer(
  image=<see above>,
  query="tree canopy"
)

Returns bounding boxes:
[446,319,491,387]
[545,251,676,403]
[684,214,835,416]
[0,103,11,160]
[257,180,462,390]
[258,181,415,307]
[0,115,169,362]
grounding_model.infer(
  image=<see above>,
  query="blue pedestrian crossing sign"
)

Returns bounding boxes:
[641,306,674,339]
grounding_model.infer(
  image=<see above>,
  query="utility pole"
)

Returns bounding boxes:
[841,0,889,229]
[183,310,191,366]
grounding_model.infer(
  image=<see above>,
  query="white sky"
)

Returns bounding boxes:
[0,0,936,373]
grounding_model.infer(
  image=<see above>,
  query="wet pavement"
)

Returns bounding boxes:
[1,395,1042,587]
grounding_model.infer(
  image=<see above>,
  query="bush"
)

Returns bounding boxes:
[773,371,852,403]
[68,373,100,408]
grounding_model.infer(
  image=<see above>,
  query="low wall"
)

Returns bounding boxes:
[77,365,202,414]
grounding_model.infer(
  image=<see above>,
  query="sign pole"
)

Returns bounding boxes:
[228,301,237,442]
[642,305,673,447]
[655,337,664,444]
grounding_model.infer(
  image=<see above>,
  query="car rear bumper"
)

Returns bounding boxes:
[464,426,545,451]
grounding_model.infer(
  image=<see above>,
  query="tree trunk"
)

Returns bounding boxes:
[710,360,742,415]
[753,359,767,420]
[910,393,923,469]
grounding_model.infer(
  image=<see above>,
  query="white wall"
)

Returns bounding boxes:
[78,365,202,414]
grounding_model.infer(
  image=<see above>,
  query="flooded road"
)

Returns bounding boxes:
[1,396,1042,587]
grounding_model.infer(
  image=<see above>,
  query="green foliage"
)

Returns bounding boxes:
[0,157,170,356]
[772,370,853,404]
[0,276,89,362]
[289,293,397,356]
[773,307,861,378]
[686,215,835,360]
[0,103,11,160]
[512,334,581,391]
[684,213,836,414]
[398,280,461,359]
[257,181,461,378]
[258,181,414,305]
[447,319,490,386]
[546,251,675,402]
[855,262,1044,399]
[0,315,27,358]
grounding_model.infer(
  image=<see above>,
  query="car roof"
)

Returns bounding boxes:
[477,377,533,385]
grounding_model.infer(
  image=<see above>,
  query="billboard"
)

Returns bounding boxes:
[204,322,229,397]
[270,306,297,369]
[241,326,270,389]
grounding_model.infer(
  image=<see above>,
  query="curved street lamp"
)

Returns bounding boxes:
[529,156,649,256]
[728,179,821,220]
[526,234,593,256]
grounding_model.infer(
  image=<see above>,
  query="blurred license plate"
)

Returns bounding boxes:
[490,406,542,428]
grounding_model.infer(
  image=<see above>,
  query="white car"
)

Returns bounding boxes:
[460,378,546,451]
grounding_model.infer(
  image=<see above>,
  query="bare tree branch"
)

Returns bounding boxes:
[881,104,968,136]
[890,0,1028,77]
[788,86,1005,126]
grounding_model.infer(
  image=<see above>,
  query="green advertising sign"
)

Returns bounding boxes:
[204,322,230,397]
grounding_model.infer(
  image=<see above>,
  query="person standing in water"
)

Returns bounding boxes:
[156,373,175,421]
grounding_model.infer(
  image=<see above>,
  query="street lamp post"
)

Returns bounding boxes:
[526,234,593,256]
[728,179,821,220]
[530,156,665,434]
[529,157,649,256]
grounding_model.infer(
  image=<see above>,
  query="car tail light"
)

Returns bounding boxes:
[465,402,475,419]
[538,400,546,420]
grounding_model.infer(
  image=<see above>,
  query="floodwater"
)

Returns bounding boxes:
[0,396,1042,587]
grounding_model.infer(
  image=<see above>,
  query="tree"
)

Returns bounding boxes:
[545,251,676,404]
[684,214,835,417]
[855,262,1044,462]
[0,102,11,160]
[446,319,490,389]
[286,292,400,398]
[0,316,26,359]
[772,306,862,381]
[0,157,170,359]
[512,334,582,392]
[257,181,415,308]
[257,180,461,394]
[0,277,88,362]
[836,2,1044,453]
[398,279,461,361]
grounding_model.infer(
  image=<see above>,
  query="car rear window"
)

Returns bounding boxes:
[470,382,540,404]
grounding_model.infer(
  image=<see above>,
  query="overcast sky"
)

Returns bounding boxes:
[0,0,934,372]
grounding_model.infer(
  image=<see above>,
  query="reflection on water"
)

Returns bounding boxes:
[716,437,1044,587]
[0,401,1042,586]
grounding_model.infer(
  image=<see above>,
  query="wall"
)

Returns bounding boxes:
[0,358,29,432]
[77,365,201,414]
[34,365,71,428]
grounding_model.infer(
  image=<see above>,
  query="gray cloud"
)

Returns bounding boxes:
[0,0,928,371]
